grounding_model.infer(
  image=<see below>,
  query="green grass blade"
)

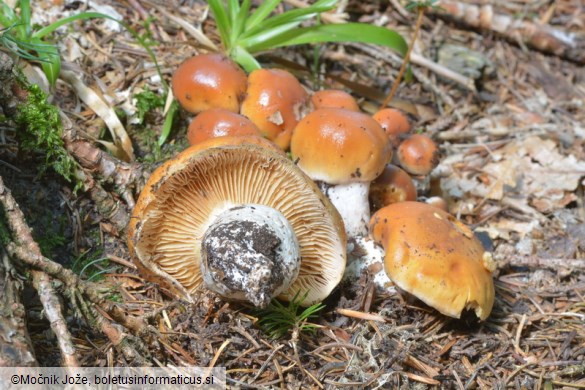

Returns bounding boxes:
[19,0,32,37]
[240,3,335,40]
[232,0,251,38]
[32,11,168,90]
[207,0,231,49]
[226,0,239,24]
[238,21,305,50]
[231,46,261,72]
[31,37,60,86]
[244,0,282,31]
[247,23,409,57]
[158,100,178,145]
[33,11,119,38]
[0,3,18,30]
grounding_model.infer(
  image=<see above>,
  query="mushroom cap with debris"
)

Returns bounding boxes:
[370,201,496,320]
[127,136,347,305]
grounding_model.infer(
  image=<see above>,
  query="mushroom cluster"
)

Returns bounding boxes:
[128,52,495,320]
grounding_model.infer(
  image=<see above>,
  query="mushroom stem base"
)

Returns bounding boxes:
[201,204,300,308]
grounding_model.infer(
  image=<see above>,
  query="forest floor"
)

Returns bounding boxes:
[0,0,584,388]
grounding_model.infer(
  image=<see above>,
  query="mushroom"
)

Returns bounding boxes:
[187,108,261,145]
[369,164,417,211]
[128,136,346,308]
[369,201,496,320]
[172,54,247,114]
[311,89,360,112]
[396,134,439,176]
[240,68,309,150]
[290,108,392,238]
[373,108,411,147]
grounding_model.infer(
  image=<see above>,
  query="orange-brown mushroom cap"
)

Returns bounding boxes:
[172,54,247,114]
[240,68,309,150]
[396,134,439,176]
[373,108,411,147]
[369,201,495,320]
[290,108,392,184]
[369,164,417,210]
[127,139,346,306]
[311,90,360,112]
[187,108,262,145]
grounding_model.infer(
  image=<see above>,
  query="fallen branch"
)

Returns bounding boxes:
[432,1,585,64]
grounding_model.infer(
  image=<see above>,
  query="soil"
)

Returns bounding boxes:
[0,0,584,388]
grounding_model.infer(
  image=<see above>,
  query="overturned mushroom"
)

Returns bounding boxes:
[370,201,496,320]
[128,137,346,307]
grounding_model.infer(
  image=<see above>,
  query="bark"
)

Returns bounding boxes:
[0,248,37,367]
[432,1,585,64]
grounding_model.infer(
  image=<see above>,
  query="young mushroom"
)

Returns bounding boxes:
[240,68,309,150]
[290,108,392,238]
[186,108,261,145]
[128,136,346,308]
[373,108,411,147]
[311,89,360,112]
[396,134,440,176]
[370,201,496,320]
[369,164,417,211]
[172,53,247,114]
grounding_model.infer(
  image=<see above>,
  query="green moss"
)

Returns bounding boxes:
[134,89,165,125]
[15,83,81,191]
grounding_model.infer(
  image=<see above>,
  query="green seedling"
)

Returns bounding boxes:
[253,291,325,339]
[207,0,409,72]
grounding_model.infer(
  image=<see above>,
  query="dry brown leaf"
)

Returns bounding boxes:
[61,70,135,162]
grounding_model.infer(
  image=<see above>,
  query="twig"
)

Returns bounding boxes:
[500,255,585,272]
[382,6,426,108]
[347,43,459,108]
[336,308,388,322]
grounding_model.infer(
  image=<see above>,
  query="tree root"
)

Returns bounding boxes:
[0,248,37,367]
[0,176,156,366]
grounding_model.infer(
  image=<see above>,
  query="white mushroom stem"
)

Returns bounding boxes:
[344,236,395,293]
[200,204,300,308]
[324,182,391,289]
[325,182,371,238]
